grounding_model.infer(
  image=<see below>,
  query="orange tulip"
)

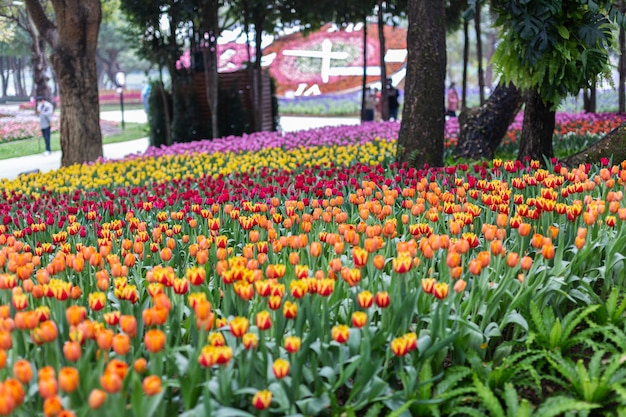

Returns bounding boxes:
[38,376,58,399]
[142,375,162,396]
[119,315,137,338]
[58,367,79,393]
[112,333,131,356]
[520,256,533,271]
[100,371,122,394]
[88,389,107,409]
[0,385,15,415]
[43,395,63,417]
[65,305,86,326]
[63,341,82,362]
[3,378,24,408]
[144,329,166,354]
[133,358,148,374]
[542,242,555,260]
[454,279,467,293]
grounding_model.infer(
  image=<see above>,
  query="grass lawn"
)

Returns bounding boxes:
[0,122,148,160]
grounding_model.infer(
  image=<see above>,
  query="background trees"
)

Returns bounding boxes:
[1,0,625,166]
[491,0,623,162]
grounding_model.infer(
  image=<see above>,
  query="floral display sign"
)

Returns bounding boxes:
[264,23,407,97]
[178,23,407,98]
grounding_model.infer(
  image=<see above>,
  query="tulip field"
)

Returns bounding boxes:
[0,114,625,416]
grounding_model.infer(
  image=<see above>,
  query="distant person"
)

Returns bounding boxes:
[446,82,459,117]
[141,82,151,114]
[387,79,400,121]
[374,88,382,121]
[35,96,54,156]
[364,87,377,122]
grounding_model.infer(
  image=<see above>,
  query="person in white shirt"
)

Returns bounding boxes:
[35,96,54,156]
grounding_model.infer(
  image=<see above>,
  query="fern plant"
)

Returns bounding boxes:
[546,349,626,408]
[525,301,601,351]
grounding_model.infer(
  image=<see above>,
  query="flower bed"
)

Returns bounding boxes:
[0,119,624,415]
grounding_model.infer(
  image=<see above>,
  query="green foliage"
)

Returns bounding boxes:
[525,301,601,351]
[492,0,620,106]
[546,349,626,407]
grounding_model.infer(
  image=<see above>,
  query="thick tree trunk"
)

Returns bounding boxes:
[454,83,523,160]
[25,0,102,166]
[378,0,389,121]
[518,89,555,162]
[564,123,626,166]
[397,0,446,168]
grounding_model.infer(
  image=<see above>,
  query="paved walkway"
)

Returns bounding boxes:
[0,110,359,181]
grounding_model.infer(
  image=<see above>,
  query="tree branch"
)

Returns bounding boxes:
[23,0,57,46]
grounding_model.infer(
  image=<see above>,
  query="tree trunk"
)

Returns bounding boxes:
[397,0,446,168]
[617,0,626,113]
[475,4,484,105]
[27,17,52,100]
[462,19,469,110]
[361,16,367,122]
[484,31,496,91]
[242,0,257,131]
[518,89,555,162]
[378,0,389,121]
[25,0,102,166]
[254,11,265,132]
[0,57,7,97]
[583,82,597,113]
[564,123,626,166]
[454,82,523,160]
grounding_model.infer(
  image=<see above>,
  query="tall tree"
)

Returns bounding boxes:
[492,0,621,162]
[396,0,446,168]
[24,0,103,166]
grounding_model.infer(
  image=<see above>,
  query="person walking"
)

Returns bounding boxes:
[364,87,377,122]
[36,96,54,156]
[446,82,459,118]
[387,79,400,121]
